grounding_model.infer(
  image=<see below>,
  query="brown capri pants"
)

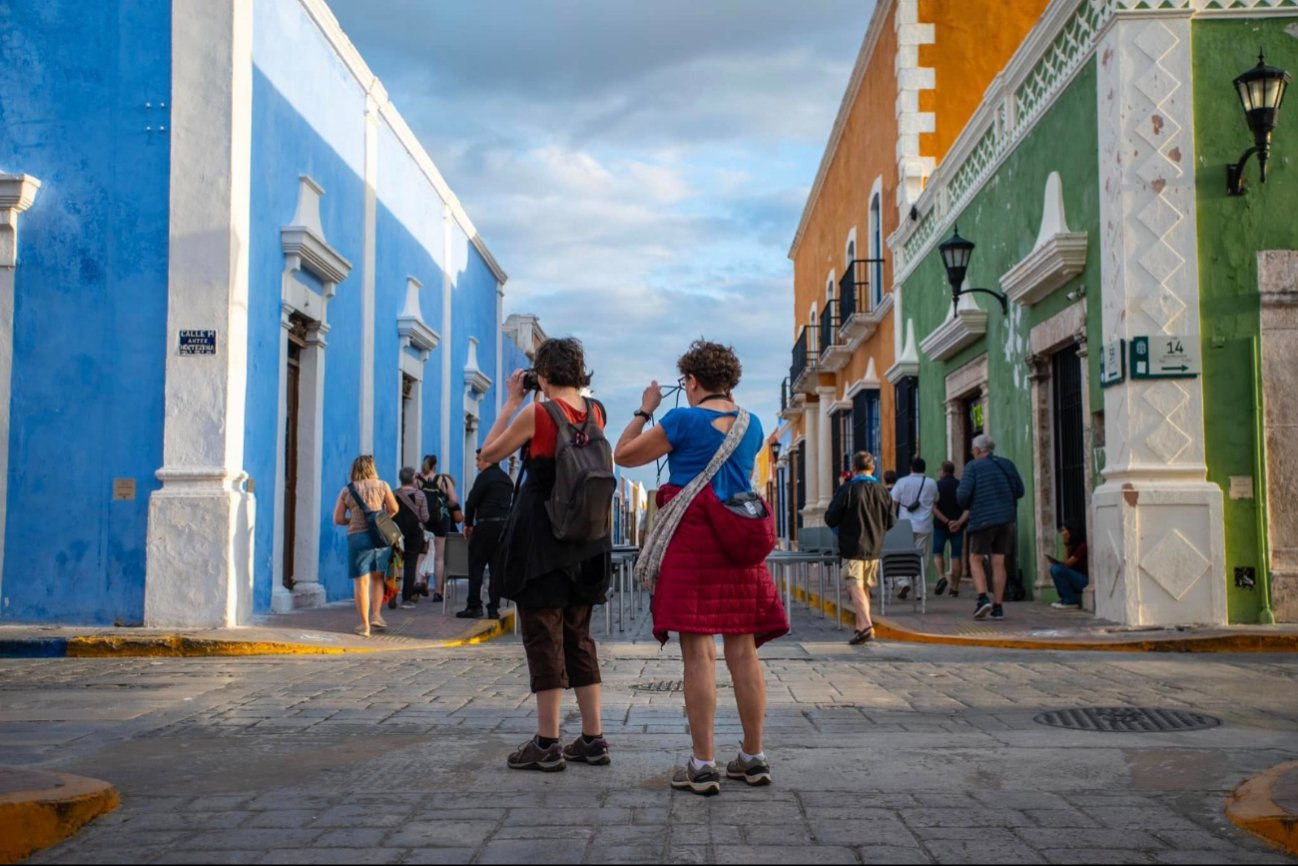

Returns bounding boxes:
[519,605,602,693]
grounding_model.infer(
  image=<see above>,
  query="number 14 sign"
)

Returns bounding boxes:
[1130,335,1200,380]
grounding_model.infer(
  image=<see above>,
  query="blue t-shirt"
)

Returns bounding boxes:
[659,406,764,502]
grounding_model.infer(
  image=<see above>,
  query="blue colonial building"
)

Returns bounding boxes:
[0,0,531,627]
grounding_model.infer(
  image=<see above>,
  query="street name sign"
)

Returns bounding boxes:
[1100,339,1125,388]
[178,329,217,356]
[1130,335,1199,380]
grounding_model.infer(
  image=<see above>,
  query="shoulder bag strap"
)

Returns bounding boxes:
[395,488,418,513]
[347,482,376,519]
[635,409,749,588]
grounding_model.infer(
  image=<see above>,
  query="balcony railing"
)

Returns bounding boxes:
[838,258,886,323]
[818,303,839,356]
[780,377,789,414]
[790,324,817,389]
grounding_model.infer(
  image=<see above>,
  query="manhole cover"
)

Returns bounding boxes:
[1034,707,1221,733]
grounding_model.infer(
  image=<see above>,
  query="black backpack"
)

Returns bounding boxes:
[542,399,615,542]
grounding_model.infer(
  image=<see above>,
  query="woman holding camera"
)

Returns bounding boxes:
[615,340,787,796]
[480,337,612,772]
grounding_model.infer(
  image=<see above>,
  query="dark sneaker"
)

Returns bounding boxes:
[431,592,444,603]
[935,577,949,596]
[563,735,611,766]
[949,590,960,598]
[973,596,993,619]
[455,607,483,619]
[726,753,772,786]
[507,738,565,772]
[898,584,911,600]
[400,601,417,609]
[848,626,874,646]
[486,606,500,620]
[671,761,721,796]
[990,604,1005,620]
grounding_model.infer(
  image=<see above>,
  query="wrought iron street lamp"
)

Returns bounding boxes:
[1227,50,1291,196]
[770,441,782,463]
[938,226,1008,315]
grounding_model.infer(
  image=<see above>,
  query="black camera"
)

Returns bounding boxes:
[521,368,540,392]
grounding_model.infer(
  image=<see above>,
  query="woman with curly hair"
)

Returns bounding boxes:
[480,337,613,772]
[615,339,787,796]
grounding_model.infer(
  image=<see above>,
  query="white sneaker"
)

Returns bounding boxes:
[1051,601,1081,610]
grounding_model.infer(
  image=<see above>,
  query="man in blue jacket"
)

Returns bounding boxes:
[956,434,1025,621]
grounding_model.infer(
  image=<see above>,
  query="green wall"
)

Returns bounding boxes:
[1193,18,1298,623]
[899,58,1101,597]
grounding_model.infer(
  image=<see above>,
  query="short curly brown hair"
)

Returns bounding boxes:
[677,339,742,393]
[533,337,592,389]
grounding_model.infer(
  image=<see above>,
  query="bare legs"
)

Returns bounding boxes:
[969,553,1007,603]
[847,580,872,632]
[352,572,384,635]
[934,549,964,593]
[680,633,767,762]
[433,535,447,595]
[370,574,385,624]
[534,684,602,740]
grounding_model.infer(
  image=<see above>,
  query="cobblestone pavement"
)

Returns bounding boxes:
[2,601,1296,864]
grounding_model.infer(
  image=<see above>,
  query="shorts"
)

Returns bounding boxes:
[841,558,880,589]
[519,605,601,693]
[933,523,964,557]
[347,532,392,579]
[968,523,1015,557]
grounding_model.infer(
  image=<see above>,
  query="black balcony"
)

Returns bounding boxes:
[780,377,790,414]
[790,324,817,388]
[838,258,886,323]
[819,303,839,356]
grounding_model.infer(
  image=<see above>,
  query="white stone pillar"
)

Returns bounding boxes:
[816,385,836,512]
[0,174,40,607]
[1259,251,1298,622]
[145,0,255,628]
[360,84,383,453]
[801,402,822,527]
[1092,13,1225,627]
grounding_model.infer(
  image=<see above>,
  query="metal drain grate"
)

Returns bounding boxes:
[1034,707,1221,733]
[632,680,683,692]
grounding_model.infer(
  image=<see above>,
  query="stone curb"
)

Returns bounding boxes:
[789,584,1298,653]
[1226,761,1298,856]
[0,609,515,659]
[0,769,119,864]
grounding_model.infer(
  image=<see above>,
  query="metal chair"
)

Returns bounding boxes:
[440,532,472,613]
[879,519,926,615]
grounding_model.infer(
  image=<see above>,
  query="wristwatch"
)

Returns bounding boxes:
[633,409,652,421]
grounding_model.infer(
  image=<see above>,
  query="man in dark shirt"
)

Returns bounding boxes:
[457,450,515,619]
[931,461,969,598]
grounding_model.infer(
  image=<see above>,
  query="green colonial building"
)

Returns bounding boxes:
[886,0,1297,626]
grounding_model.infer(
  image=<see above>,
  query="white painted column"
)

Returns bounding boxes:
[145,0,255,628]
[360,86,382,453]
[0,175,40,611]
[1092,13,1225,627]
[816,385,836,512]
[801,401,823,527]
[495,284,504,417]
[440,206,453,464]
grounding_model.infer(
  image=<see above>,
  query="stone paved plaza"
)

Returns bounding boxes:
[2,602,1296,864]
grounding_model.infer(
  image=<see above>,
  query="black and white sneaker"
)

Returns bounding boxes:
[973,596,993,619]
[990,604,1005,620]
[726,753,772,786]
[934,577,949,596]
[671,761,721,796]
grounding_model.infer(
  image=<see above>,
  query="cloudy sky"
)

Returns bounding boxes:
[330,0,876,483]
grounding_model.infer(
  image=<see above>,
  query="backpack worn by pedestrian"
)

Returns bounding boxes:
[347,482,403,549]
[422,475,452,532]
[543,398,616,542]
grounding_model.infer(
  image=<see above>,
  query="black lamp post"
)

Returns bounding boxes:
[770,441,782,463]
[1227,50,1291,196]
[938,226,1007,315]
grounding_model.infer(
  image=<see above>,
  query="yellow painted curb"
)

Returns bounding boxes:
[61,611,516,658]
[787,583,1298,653]
[0,771,119,864]
[1227,761,1298,856]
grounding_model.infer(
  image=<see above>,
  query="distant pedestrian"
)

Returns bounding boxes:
[415,454,438,593]
[890,456,937,600]
[458,449,514,619]
[332,455,399,637]
[617,339,786,797]
[480,337,613,773]
[1049,519,1089,610]
[956,434,1025,621]
[931,461,968,597]
[393,467,430,609]
[421,463,463,603]
[825,451,895,645]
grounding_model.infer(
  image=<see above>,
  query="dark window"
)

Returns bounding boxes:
[830,411,843,493]
[1053,345,1086,528]
[894,376,919,476]
[795,445,806,533]
[852,388,881,462]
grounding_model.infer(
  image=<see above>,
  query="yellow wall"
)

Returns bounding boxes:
[918,0,1051,163]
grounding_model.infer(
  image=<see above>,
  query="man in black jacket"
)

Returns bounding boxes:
[825,451,896,645]
[457,450,515,619]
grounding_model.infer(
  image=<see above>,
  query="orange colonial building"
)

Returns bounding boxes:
[776,0,1049,549]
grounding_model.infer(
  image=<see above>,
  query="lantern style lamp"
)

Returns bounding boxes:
[938,225,1007,315]
[1227,51,1291,196]
[770,441,782,463]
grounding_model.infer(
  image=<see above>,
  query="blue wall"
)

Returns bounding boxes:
[0,0,172,624]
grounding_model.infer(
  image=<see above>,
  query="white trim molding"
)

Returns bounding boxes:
[919,291,988,362]
[886,319,921,384]
[845,358,883,399]
[894,0,936,213]
[0,173,40,608]
[280,176,352,288]
[462,336,493,487]
[842,292,893,352]
[397,276,440,354]
[1001,172,1089,306]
